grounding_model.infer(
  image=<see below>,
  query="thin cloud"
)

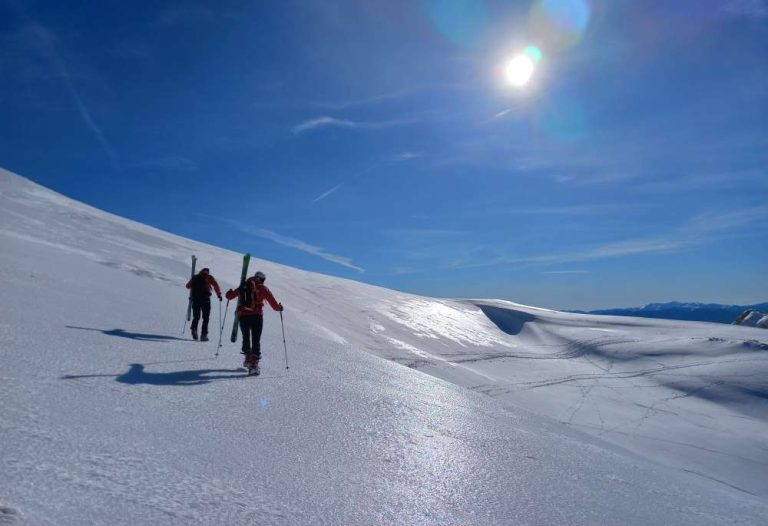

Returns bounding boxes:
[454,206,768,270]
[292,115,416,135]
[154,6,220,25]
[723,0,768,17]
[394,152,422,161]
[313,184,343,203]
[293,116,358,134]
[132,156,198,172]
[233,222,364,273]
[681,206,768,242]
[307,89,413,111]
[511,204,636,216]
[451,239,685,270]
[306,83,469,111]
[542,270,590,274]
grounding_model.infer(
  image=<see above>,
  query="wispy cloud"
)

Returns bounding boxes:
[154,6,221,25]
[293,116,358,134]
[131,156,198,172]
[723,0,768,17]
[313,184,343,202]
[456,239,681,270]
[394,152,422,161]
[306,89,414,111]
[453,206,768,270]
[510,204,638,216]
[542,270,589,274]
[305,83,469,111]
[380,228,481,268]
[151,4,241,28]
[292,115,415,135]
[233,223,364,273]
[635,168,767,195]
[685,206,768,234]
[9,5,117,165]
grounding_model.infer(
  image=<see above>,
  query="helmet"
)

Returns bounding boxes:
[254,271,266,282]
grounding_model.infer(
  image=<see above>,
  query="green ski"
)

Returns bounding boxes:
[230,253,251,343]
[186,255,197,321]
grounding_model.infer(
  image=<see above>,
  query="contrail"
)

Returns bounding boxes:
[313,184,343,203]
[12,2,118,165]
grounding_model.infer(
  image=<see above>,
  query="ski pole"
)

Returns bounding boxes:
[216,298,222,352]
[216,299,230,356]
[280,310,289,370]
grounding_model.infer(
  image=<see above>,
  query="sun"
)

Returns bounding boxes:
[505,54,535,87]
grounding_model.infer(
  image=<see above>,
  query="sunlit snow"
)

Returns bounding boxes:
[1,167,767,524]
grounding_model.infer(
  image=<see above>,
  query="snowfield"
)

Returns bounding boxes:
[1,167,767,525]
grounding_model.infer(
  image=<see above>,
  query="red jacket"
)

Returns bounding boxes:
[186,273,222,300]
[225,277,281,316]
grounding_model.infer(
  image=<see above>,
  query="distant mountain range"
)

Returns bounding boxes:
[572,302,768,325]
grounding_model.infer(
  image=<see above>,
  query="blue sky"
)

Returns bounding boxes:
[1,0,766,310]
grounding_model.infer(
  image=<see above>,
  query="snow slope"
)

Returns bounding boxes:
[1,167,767,524]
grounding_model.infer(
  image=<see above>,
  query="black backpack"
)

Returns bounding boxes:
[190,274,209,299]
[239,279,254,308]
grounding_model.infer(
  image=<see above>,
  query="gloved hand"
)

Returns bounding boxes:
[278,303,284,311]
[218,296,223,301]
[227,289,233,295]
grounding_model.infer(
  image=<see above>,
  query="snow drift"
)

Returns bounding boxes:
[1,167,768,525]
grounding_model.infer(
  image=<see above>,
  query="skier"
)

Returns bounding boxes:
[185,267,222,341]
[225,270,283,374]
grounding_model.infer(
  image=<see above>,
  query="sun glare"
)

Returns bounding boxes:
[506,54,535,87]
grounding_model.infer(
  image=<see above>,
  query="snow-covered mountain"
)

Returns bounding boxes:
[573,301,768,324]
[2,167,768,525]
[734,309,768,329]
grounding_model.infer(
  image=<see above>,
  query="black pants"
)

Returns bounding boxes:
[239,314,264,358]
[191,298,211,335]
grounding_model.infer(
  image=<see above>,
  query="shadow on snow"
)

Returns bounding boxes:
[66,325,189,342]
[476,304,536,336]
[62,363,245,386]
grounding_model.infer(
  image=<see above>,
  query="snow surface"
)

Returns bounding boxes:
[1,167,768,524]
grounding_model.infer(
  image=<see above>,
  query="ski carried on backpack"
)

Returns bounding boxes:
[182,255,197,336]
[186,255,197,322]
[230,253,251,343]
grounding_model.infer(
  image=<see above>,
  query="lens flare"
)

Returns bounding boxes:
[506,54,535,87]
[422,0,489,48]
[530,0,591,52]
[524,45,544,63]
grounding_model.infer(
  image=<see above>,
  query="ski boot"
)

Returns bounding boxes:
[191,329,198,341]
[200,334,209,342]
[244,353,260,376]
